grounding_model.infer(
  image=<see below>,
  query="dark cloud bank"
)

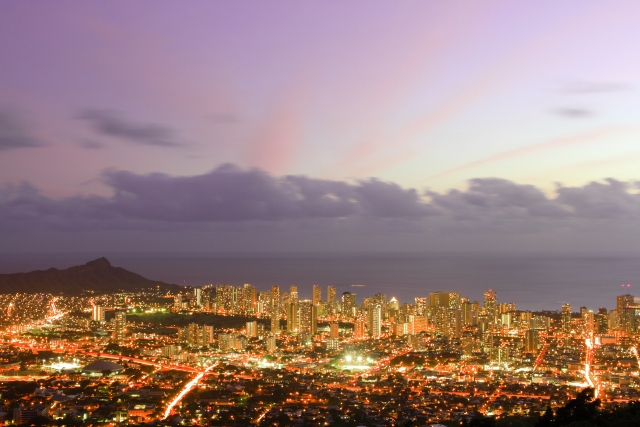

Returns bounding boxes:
[0,165,640,251]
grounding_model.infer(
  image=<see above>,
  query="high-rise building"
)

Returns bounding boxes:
[246,321,258,338]
[561,303,572,334]
[484,289,497,320]
[524,330,539,353]
[299,300,317,335]
[392,323,408,336]
[409,315,428,333]
[326,337,340,350]
[240,284,257,315]
[408,334,425,351]
[354,316,367,339]
[617,294,635,333]
[582,309,595,333]
[461,300,477,326]
[621,307,636,334]
[287,301,299,334]
[216,285,235,313]
[113,311,126,344]
[194,287,202,307]
[327,286,336,304]
[312,285,322,306]
[367,304,382,338]
[327,285,337,316]
[341,292,356,319]
[444,308,462,338]
[429,292,461,309]
[92,305,105,322]
[266,336,277,352]
[271,286,281,335]
[289,286,298,304]
[415,297,428,316]
[179,323,214,346]
[428,292,460,334]
[596,308,608,334]
[329,322,339,339]
[617,294,635,311]
[257,291,271,315]
[530,315,550,330]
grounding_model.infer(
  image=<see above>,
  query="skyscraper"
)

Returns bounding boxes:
[582,309,595,333]
[561,303,572,334]
[327,286,336,304]
[367,304,382,338]
[193,287,202,307]
[596,308,608,334]
[444,307,462,338]
[113,311,126,344]
[327,285,337,316]
[484,289,497,320]
[246,320,258,338]
[415,297,428,316]
[312,285,322,306]
[299,300,317,335]
[428,292,460,334]
[271,286,281,334]
[329,322,339,339]
[287,301,299,334]
[289,286,298,304]
[341,292,356,319]
[92,305,105,322]
[524,330,539,353]
[353,317,366,340]
[617,294,635,309]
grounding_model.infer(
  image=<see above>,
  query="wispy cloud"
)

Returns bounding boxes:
[79,109,183,147]
[553,107,594,118]
[560,81,631,94]
[0,111,45,151]
[431,126,638,179]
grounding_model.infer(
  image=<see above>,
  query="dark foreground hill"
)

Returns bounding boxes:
[0,257,182,294]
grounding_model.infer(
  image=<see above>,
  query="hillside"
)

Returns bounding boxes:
[0,257,182,294]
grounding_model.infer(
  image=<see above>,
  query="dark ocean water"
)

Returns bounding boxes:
[0,252,638,311]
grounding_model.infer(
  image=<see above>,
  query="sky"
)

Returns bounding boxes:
[2,1,640,253]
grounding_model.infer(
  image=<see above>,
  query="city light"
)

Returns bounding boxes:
[163,364,216,419]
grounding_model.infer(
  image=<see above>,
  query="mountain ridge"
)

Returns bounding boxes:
[0,257,182,294]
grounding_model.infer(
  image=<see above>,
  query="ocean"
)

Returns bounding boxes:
[0,252,638,311]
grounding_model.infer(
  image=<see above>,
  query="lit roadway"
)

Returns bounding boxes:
[11,343,200,373]
[163,363,217,419]
[584,336,599,398]
[533,341,550,372]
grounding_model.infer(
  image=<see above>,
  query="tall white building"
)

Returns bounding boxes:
[368,304,382,338]
[92,305,105,322]
[113,311,126,344]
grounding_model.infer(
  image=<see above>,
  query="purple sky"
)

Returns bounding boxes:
[2,1,640,253]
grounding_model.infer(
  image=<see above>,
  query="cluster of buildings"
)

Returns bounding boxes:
[2,284,640,425]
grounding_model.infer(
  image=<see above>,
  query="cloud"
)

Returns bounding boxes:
[208,113,239,124]
[561,82,631,94]
[79,109,183,147]
[553,108,594,118]
[1,165,640,241]
[78,139,106,150]
[0,111,45,151]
